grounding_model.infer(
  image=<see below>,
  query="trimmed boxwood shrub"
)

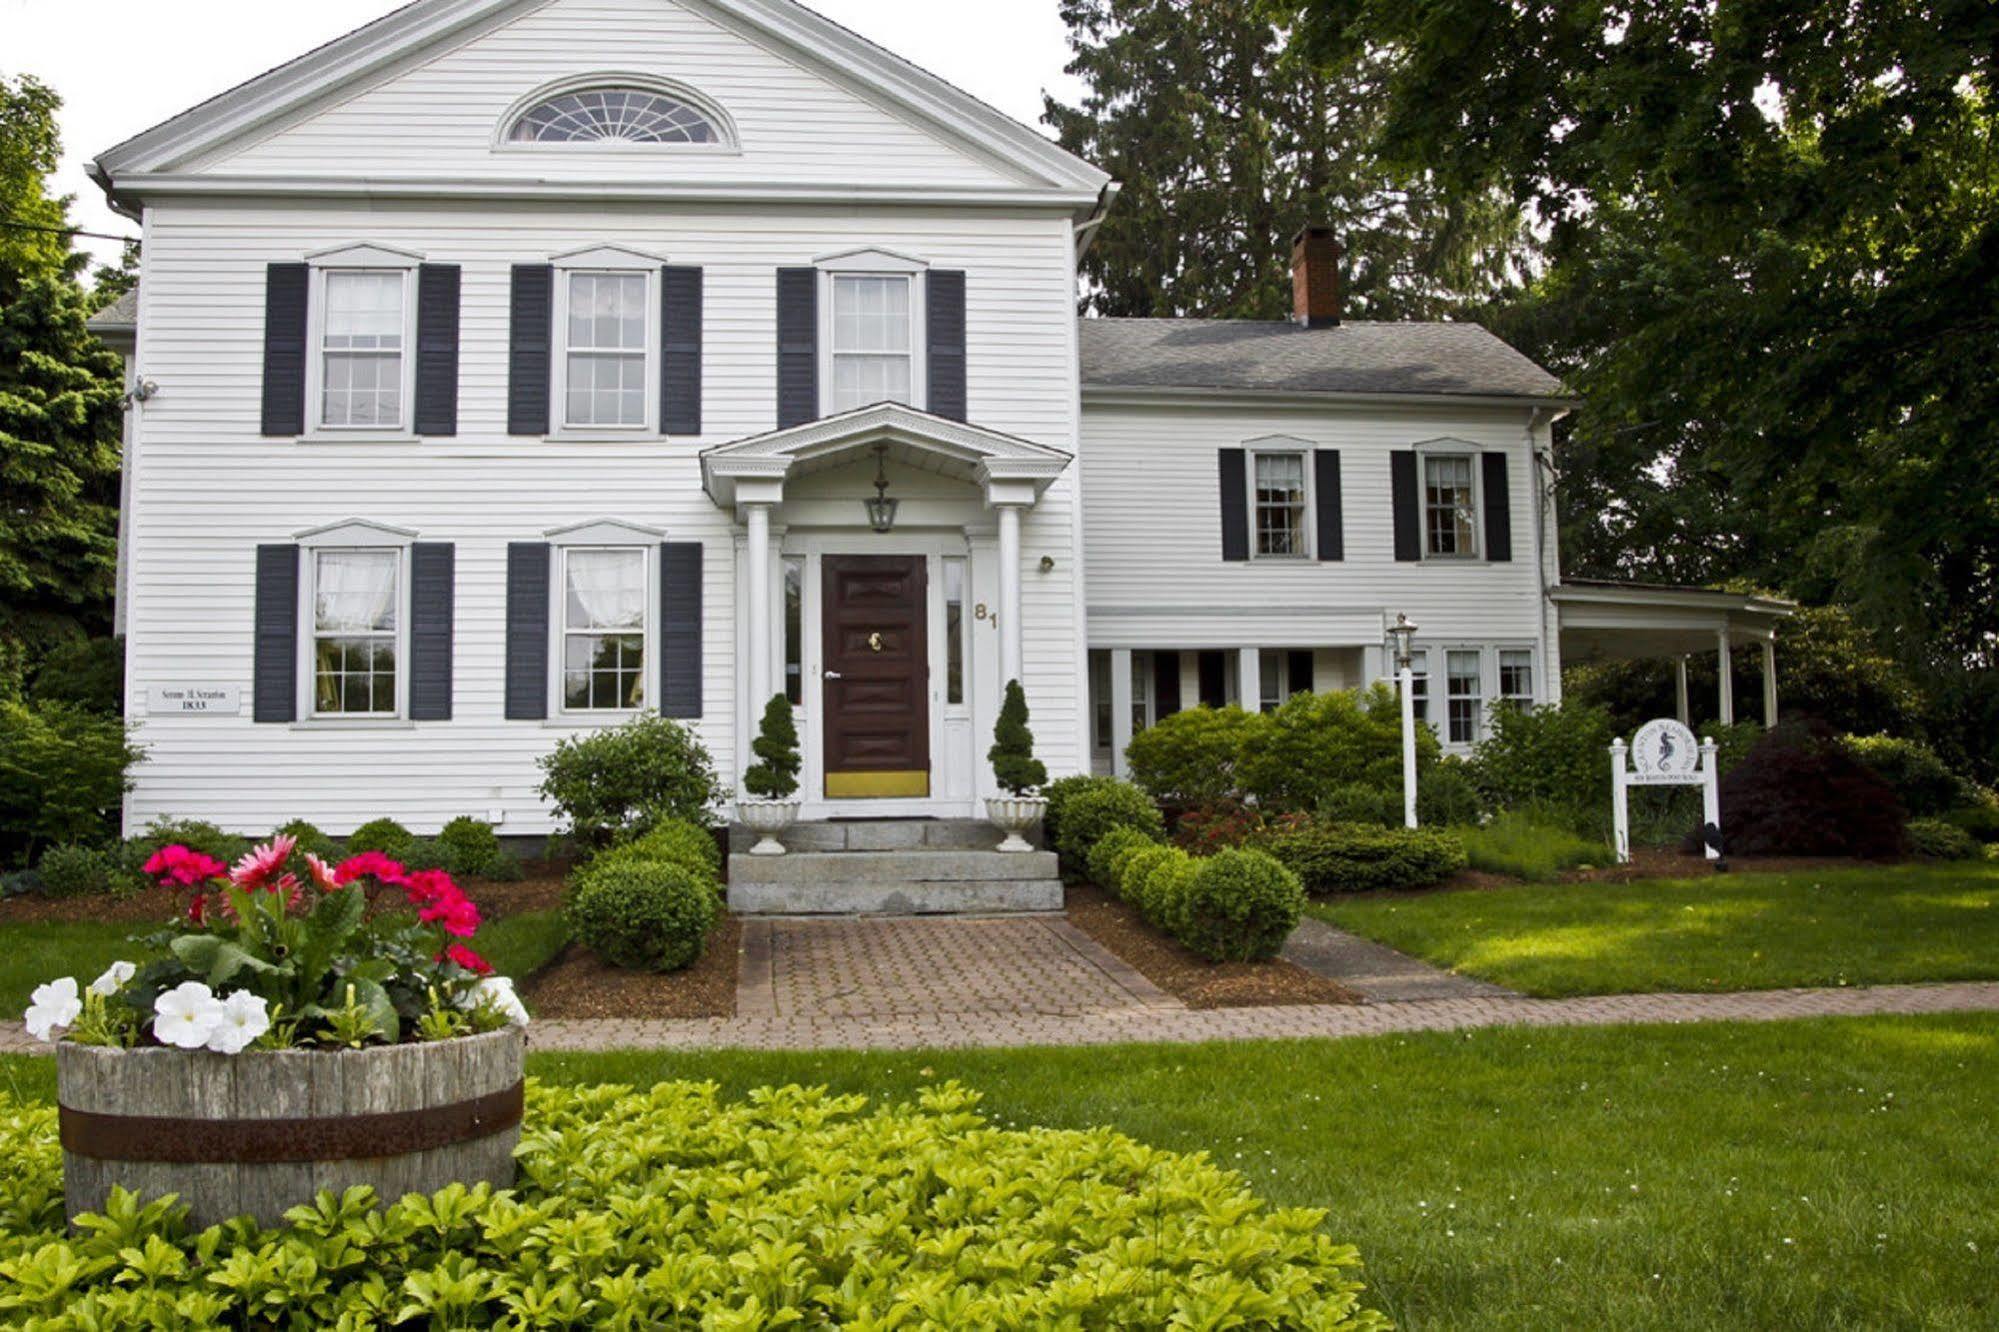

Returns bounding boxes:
[34,845,115,897]
[1255,822,1468,894]
[1178,848,1307,962]
[1038,773,1102,853]
[566,859,716,971]
[1086,824,1161,892]
[607,816,723,884]
[1712,720,1905,858]
[1055,778,1166,869]
[1118,844,1184,927]
[1316,783,1403,827]
[0,1081,1385,1328]
[435,815,509,878]
[537,711,719,849]
[345,817,418,861]
[1905,818,1982,862]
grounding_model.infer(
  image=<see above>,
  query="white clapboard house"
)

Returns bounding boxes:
[87,0,1792,854]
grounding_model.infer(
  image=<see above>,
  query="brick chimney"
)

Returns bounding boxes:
[1291,225,1343,328]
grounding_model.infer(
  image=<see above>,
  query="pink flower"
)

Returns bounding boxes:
[304,853,342,893]
[143,845,227,888]
[229,835,296,892]
[335,851,407,886]
[400,868,457,906]
[421,889,482,938]
[440,943,492,976]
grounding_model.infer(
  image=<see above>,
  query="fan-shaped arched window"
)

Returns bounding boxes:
[507,87,721,144]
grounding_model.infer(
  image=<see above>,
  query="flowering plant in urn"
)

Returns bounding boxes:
[24,833,527,1053]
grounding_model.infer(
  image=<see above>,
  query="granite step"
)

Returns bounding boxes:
[726,817,1039,854]
[726,843,1062,915]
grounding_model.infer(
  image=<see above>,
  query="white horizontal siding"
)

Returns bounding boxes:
[122,201,1082,834]
[207,0,1026,190]
[1078,396,1552,660]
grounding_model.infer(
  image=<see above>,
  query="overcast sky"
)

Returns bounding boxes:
[1,0,1085,271]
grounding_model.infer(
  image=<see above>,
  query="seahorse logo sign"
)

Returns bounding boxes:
[1632,719,1700,777]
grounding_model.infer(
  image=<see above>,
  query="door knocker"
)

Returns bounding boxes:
[867,631,884,653]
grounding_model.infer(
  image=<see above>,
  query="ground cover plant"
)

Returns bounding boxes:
[1314,862,1999,996]
[0,1078,1384,1329]
[1455,812,1608,881]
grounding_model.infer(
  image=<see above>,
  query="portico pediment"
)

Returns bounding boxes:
[700,402,1071,510]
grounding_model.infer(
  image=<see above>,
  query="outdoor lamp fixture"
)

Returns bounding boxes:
[1389,613,1420,829]
[864,443,899,534]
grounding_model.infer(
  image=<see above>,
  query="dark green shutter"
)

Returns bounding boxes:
[414,264,460,437]
[259,263,309,436]
[409,543,454,720]
[1313,450,1343,561]
[507,265,552,436]
[925,269,967,420]
[504,543,550,719]
[1391,451,1421,562]
[776,268,818,427]
[253,545,299,722]
[658,542,703,718]
[1218,449,1249,561]
[1482,452,1513,561]
[661,266,703,435]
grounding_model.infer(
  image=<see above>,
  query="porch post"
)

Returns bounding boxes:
[1716,628,1734,725]
[1674,656,1691,726]
[1762,637,1778,727]
[996,503,1024,686]
[745,502,773,711]
[1238,647,1262,714]
[1109,648,1134,778]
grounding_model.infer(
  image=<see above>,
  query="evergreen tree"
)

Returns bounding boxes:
[0,75,124,660]
[989,679,1048,795]
[1043,0,1526,319]
[742,694,801,799]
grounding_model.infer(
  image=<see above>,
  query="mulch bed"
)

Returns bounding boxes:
[1064,884,1359,1010]
[521,916,740,1019]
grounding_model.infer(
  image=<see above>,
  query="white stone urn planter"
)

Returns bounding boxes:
[56,1027,525,1229]
[738,798,801,855]
[985,796,1047,853]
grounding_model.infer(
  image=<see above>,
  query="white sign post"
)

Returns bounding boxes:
[1610,718,1720,864]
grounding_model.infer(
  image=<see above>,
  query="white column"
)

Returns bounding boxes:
[1674,656,1691,726]
[745,502,772,712]
[1610,740,1630,863]
[1761,638,1778,727]
[1109,648,1134,778]
[1238,647,1262,715]
[996,504,1023,686]
[1400,663,1419,828]
[1716,629,1735,725]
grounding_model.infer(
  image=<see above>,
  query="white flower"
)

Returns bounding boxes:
[25,977,81,1043]
[153,981,224,1050]
[89,960,137,997]
[456,975,530,1028]
[205,990,272,1055]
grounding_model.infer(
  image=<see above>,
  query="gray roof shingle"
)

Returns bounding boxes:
[87,289,138,332]
[1078,317,1567,400]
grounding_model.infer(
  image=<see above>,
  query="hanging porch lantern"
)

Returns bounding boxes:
[863,443,899,533]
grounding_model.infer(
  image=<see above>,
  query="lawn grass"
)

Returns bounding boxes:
[0,909,568,1017]
[1312,861,1999,996]
[1454,812,1611,880]
[4,1014,1994,1329]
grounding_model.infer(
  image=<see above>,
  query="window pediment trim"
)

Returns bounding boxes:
[550,243,669,269]
[305,243,423,268]
[1241,434,1314,450]
[1411,436,1483,453]
[545,518,665,546]
[813,247,929,274]
[294,518,418,546]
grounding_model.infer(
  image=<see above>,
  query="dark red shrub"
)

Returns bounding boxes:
[1171,800,1266,856]
[1706,720,1906,858]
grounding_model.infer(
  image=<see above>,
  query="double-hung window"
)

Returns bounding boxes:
[562,271,649,428]
[1424,454,1478,557]
[1498,649,1535,713]
[316,268,414,432]
[1252,451,1309,557]
[311,549,401,717]
[829,274,914,413]
[561,547,648,712]
[1445,649,1483,745]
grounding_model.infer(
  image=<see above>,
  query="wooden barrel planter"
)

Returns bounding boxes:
[57,1027,525,1229]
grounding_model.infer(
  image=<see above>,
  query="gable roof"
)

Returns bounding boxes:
[90,0,1109,207]
[1079,317,1570,403]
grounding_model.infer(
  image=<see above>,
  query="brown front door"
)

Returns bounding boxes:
[821,555,930,798]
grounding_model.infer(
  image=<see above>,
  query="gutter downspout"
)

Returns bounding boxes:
[1529,405,1567,702]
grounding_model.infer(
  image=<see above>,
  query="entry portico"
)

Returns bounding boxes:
[702,403,1073,818]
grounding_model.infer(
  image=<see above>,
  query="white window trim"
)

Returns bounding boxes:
[816,250,929,418]
[302,248,420,443]
[492,73,742,155]
[294,521,416,724]
[1439,644,1487,748]
[1244,437,1315,561]
[1415,442,1483,562]
[549,248,662,440]
[1495,643,1539,714]
[547,524,659,722]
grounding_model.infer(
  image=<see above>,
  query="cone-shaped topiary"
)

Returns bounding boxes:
[989,679,1048,795]
[742,693,802,800]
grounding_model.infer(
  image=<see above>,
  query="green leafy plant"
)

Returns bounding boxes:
[1038,773,1104,852]
[600,817,721,883]
[1845,735,1981,819]
[1458,812,1607,881]
[1465,701,1616,828]
[344,817,417,861]
[1237,685,1436,814]
[1054,778,1165,869]
[1086,824,1162,893]
[33,845,115,898]
[565,860,716,971]
[1904,818,1981,862]
[537,712,719,849]
[1255,821,1468,894]
[741,694,802,800]
[434,816,509,879]
[1126,705,1264,805]
[988,679,1048,795]
[0,1080,1385,1327]
[0,699,142,865]
[1178,847,1307,962]
[272,819,341,862]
